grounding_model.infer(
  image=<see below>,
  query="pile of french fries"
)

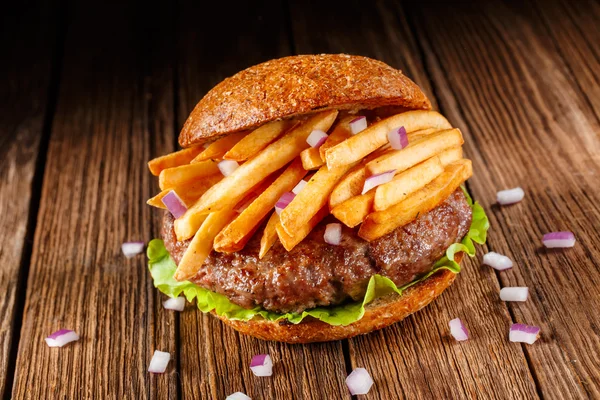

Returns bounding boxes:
[148,109,472,281]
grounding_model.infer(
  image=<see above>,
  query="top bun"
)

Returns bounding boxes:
[179,54,431,147]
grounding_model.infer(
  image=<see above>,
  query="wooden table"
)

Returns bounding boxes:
[2,0,599,398]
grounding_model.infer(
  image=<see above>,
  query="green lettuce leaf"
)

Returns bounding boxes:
[147,190,489,326]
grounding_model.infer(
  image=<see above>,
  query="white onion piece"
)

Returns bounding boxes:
[121,241,145,258]
[349,116,367,135]
[161,190,187,218]
[148,350,171,373]
[249,354,273,377]
[218,159,239,177]
[45,329,80,348]
[346,368,374,395]
[543,231,576,248]
[482,252,513,271]
[292,179,307,195]
[163,297,185,311]
[509,323,540,344]
[449,318,469,341]
[306,129,328,148]
[362,170,396,195]
[226,393,251,400]
[275,192,295,215]
[324,223,342,245]
[500,287,529,302]
[497,187,525,205]
[387,126,408,150]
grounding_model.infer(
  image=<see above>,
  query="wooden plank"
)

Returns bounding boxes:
[11,2,178,399]
[409,0,600,397]
[290,1,540,398]
[175,2,348,399]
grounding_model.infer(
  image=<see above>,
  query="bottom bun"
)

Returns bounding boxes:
[214,254,462,343]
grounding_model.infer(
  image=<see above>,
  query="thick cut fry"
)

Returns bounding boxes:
[213,159,307,252]
[148,145,204,176]
[366,128,464,176]
[374,156,444,211]
[174,209,238,281]
[300,147,324,170]
[147,174,223,209]
[224,120,293,161]
[191,131,248,162]
[319,116,355,159]
[280,161,355,236]
[359,159,472,241]
[329,166,366,208]
[325,110,452,169]
[179,110,338,221]
[259,212,280,259]
[331,192,374,228]
[276,207,328,251]
[438,146,463,166]
[158,159,220,190]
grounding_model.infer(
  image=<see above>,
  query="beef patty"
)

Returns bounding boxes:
[162,189,472,314]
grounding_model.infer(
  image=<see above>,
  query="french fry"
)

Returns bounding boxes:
[174,208,238,281]
[259,212,280,259]
[148,145,204,176]
[178,110,338,223]
[300,147,325,170]
[358,159,472,241]
[158,159,220,190]
[438,146,463,166]
[319,116,355,160]
[213,159,307,252]
[331,192,374,228]
[224,120,293,161]
[191,131,248,162]
[329,166,366,208]
[366,128,464,175]
[147,174,223,209]
[325,110,452,169]
[410,127,441,141]
[276,206,328,251]
[374,156,444,211]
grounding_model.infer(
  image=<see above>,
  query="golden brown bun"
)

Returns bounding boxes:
[179,54,431,147]
[214,255,461,343]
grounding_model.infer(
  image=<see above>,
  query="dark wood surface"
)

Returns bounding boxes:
[2,0,599,399]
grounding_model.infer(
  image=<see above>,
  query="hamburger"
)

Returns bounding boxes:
[146,54,488,343]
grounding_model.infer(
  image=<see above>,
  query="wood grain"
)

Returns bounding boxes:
[0,2,59,397]
[11,2,179,399]
[175,2,349,399]
[410,0,600,397]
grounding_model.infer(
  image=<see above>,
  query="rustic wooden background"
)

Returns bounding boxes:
[1,0,599,398]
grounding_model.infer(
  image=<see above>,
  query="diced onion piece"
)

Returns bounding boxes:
[449,318,469,341]
[148,350,171,373]
[346,368,374,395]
[362,170,396,195]
[497,187,525,205]
[163,297,185,311]
[121,241,145,258]
[226,393,251,400]
[161,190,188,218]
[218,159,240,177]
[250,354,273,377]
[482,252,513,271]
[324,223,342,245]
[349,116,367,135]
[387,126,408,150]
[509,323,540,344]
[542,231,576,248]
[45,329,80,348]
[500,287,529,302]
[306,129,329,148]
[292,179,307,195]
[275,192,295,215]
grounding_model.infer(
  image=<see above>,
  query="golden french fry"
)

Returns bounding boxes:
[158,159,220,190]
[366,128,464,176]
[174,208,238,281]
[180,110,338,221]
[259,212,280,259]
[276,207,328,251]
[438,146,463,166]
[329,166,366,208]
[359,159,472,241]
[191,131,248,162]
[148,145,204,176]
[319,116,355,160]
[213,159,307,252]
[325,110,452,169]
[331,192,374,228]
[147,174,223,209]
[374,156,444,211]
[300,147,325,170]
[224,120,294,161]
